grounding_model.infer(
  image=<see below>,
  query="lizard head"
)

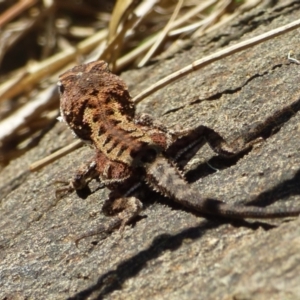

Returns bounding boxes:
[57,60,134,144]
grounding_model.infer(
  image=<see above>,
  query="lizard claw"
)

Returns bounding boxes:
[54,180,74,199]
[74,217,123,247]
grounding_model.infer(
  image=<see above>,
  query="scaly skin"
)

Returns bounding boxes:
[57,60,300,243]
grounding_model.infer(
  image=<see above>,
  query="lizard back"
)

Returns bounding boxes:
[58,61,158,165]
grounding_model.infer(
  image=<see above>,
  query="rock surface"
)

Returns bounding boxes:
[1,1,300,299]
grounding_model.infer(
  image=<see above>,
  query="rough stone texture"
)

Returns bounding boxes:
[1,1,300,299]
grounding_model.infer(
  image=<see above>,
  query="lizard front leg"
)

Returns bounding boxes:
[75,186,143,245]
[55,157,100,199]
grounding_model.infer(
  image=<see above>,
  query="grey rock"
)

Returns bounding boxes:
[1,1,300,299]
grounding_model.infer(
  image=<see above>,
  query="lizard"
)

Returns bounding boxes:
[56,60,300,243]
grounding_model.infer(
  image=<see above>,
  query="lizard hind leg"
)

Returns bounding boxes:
[75,196,143,246]
[102,195,143,231]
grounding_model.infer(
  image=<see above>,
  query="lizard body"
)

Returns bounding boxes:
[57,61,300,242]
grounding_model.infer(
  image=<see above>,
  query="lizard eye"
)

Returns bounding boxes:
[57,81,65,94]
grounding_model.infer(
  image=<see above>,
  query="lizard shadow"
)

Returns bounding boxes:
[185,167,300,215]
[186,164,300,208]
[67,218,265,300]
[64,173,300,300]
[74,180,106,199]
[244,168,300,207]
[66,173,300,300]
[65,174,296,300]
[187,95,300,182]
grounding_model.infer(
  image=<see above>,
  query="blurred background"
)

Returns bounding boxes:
[0,0,263,168]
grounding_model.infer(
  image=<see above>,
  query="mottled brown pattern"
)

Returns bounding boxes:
[57,60,300,243]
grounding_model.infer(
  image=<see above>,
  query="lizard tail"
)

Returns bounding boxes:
[146,156,300,219]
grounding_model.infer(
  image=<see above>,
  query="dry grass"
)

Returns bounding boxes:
[0,0,264,167]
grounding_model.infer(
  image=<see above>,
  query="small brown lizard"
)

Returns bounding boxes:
[57,60,300,243]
